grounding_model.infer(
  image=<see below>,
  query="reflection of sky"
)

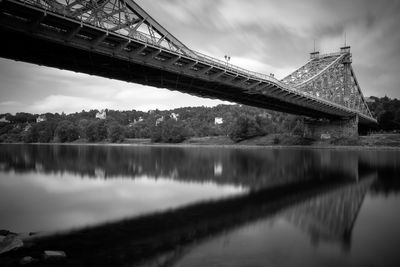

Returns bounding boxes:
[172,193,400,267]
[0,172,245,233]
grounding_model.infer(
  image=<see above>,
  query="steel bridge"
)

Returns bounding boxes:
[0,0,376,124]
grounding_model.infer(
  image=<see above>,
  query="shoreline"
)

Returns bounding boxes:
[1,141,400,150]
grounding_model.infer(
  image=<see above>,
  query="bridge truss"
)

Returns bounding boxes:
[0,0,377,124]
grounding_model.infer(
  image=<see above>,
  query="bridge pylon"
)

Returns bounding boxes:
[303,115,359,140]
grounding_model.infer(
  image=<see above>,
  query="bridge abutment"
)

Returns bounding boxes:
[304,116,359,140]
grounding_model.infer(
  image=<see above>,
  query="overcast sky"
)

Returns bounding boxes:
[1,0,399,114]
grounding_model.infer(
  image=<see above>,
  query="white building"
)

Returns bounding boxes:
[96,110,107,120]
[171,113,179,121]
[128,117,144,127]
[214,117,224,125]
[0,116,9,123]
[155,116,164,126]
[36,115,46,123]
[134,116,144,124]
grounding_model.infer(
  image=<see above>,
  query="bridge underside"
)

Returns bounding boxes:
[0,28,339,120]
[0,0,377,126]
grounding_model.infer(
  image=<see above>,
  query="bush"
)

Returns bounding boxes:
[86,120,107,142]
[24,122,55,143]
[54,120,79,143]
[291,120,304,136]
[108,123,125,143]
[228,115,267,142]
[273,137,280,144]
[151,118,189,143]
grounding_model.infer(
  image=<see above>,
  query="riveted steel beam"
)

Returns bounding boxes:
[163,55,180,67]
[130,44,147,55]
[65,24,82,41]
[114,39,130,53]
[144,49,161,61]
[210,70,225,80]
[196,66,212,75]
[91,32,108,48]
[182,60,197,71]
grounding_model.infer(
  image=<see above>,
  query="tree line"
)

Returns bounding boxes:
[367,96,400,131]
[0,105,304,143]
[0,96,399,144]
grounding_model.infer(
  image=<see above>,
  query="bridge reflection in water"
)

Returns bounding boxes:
[16,175,373,267]
[0,145,389,267]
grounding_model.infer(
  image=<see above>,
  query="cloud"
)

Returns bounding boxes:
[0,101,24,114]
[27,95,114,114]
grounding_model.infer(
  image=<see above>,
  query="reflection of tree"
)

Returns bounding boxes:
[11,172,369,267]
[0,145,370,190]
[0,145,398,195]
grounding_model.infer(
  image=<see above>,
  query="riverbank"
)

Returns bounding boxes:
[1,134,400,149]
[117,133,400,149]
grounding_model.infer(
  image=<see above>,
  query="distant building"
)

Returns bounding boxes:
[171,113,179,121]
[36,115,46,123]
[0,116,9,123]
[155,116,164,126]
[214,117,223,125]
[365,97,375,103]
[96,110,107,120]
[128,117,144,127]
[23,124,32,132]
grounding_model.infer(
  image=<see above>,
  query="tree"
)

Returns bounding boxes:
[37,121,56,143]
[54,120,79,142]
[86,120,107,142]
[150,118,189,143]
[77,119,90,139]
[378,111,396,131]
[228,115,266,142]
[108,122,125,143]
[292,120,305,136]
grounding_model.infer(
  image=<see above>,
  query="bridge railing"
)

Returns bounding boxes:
[125,30,278,83]
[192,51,277,82]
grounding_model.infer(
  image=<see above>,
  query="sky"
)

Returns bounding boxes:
[0,0,400,114]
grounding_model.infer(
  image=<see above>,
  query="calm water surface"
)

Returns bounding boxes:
[0,144,399,267]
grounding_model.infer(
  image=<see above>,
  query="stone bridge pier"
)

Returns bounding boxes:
[304,116,359,140]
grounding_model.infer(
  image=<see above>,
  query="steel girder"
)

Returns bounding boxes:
[0,0,377,124]
[17,0,195,56]
[283,53,375,121]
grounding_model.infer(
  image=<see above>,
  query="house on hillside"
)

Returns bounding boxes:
[214,117,223,125]
[128,117,144,127]
[0,116,10,123]
[171,113,179,121]
[155,116,164,126]
[36,115,46,123]
[96,110,106,120]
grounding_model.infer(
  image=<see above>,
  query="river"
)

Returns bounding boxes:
[0,144,399,266]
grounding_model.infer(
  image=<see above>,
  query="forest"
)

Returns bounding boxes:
[0,96,399,144]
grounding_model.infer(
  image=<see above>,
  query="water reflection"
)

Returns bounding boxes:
[2,144,398,189]
[0,144,399,266]
[14,172,374,267]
